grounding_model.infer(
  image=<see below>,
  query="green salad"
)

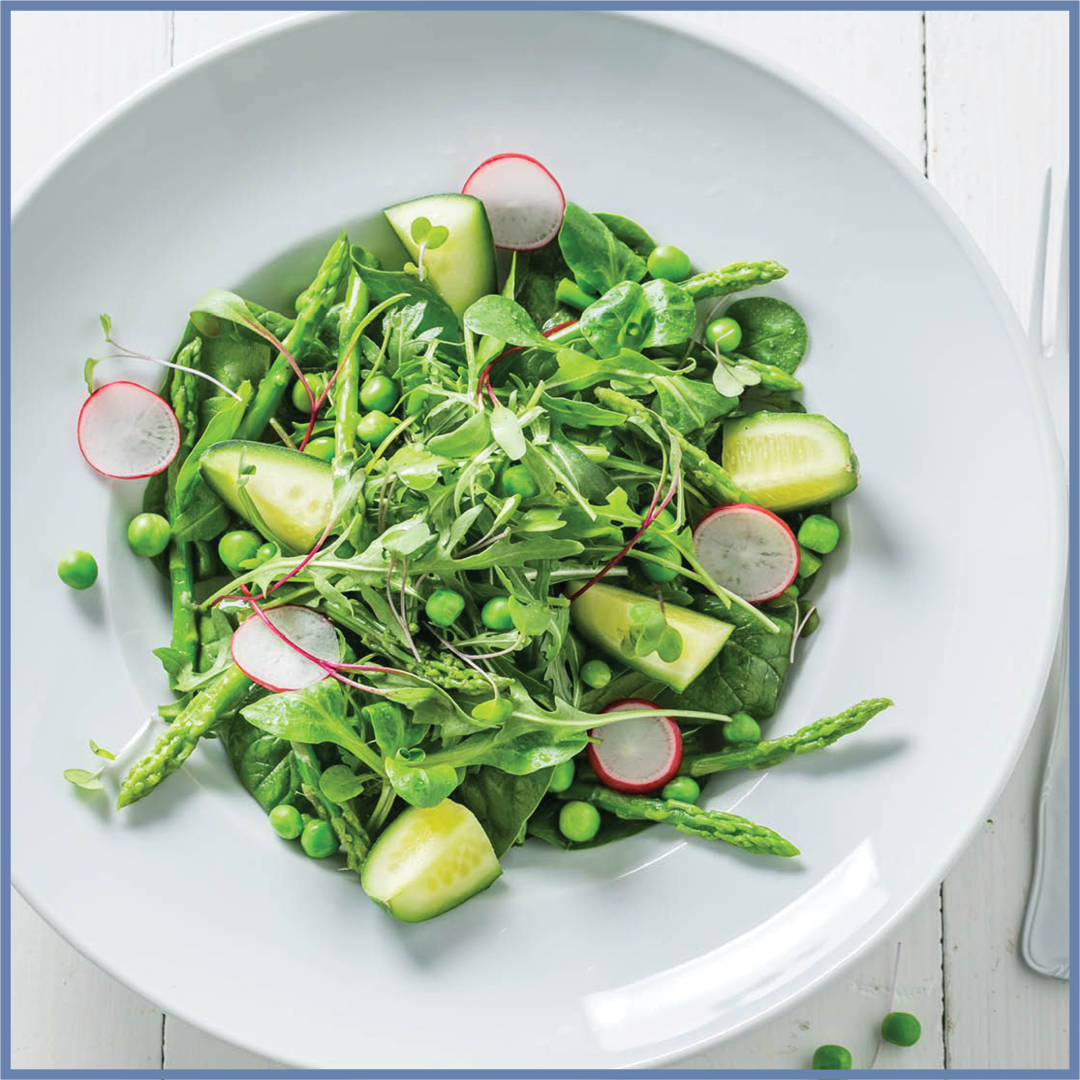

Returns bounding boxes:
[67,154,891,923]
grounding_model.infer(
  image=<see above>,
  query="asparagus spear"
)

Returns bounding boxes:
[333,266,369,459]
[562,783,799,856]
[237,232,349,441]
[117,664,253,808]
[165,339,202,668]
[681,260,788,302]
[291,742,370,873]
[685,697,894,777]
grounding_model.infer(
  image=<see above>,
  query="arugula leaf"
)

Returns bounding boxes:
[427,411,492,458]
[175,380,251,511]
[490,405,527,460]
[355,264,460,338]
[539,394,625,428]
[457,765,554,856]
[547,348,675,393]
[724,297,808,373]
[558,203,647,295]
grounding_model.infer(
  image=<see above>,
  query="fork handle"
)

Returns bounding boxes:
[1021,588,1071,980]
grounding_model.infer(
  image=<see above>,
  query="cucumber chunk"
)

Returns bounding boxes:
[722,412,859,512]
[570,584,733,693]
[384,193,497,320]
[361,801,502,923]
[200,440,332,553]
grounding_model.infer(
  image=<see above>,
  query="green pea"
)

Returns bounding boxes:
[471,697,514,724]
[642,543,680,582]
[705,316,743,353]
[647,244,692,282]
[811,1045,852,1070]
[797,546,823,578]
[126,513,171,558]
[269,804,303,840]
[580,659,612,689]
[881,1012,921,1047]
[255,542,279,566]
[548,760,576,793]
[726,712,761,744]
[360,375,398,413]
[559,801,601,842]
[300,818,338,859]
[481,595,515,631]
[356,410,397,446]
[661,776,701,803]
[291,373,324,410]
[291,373,324,412]
[425,588,465,628]
[798,513,841,554]
[218,530,262,573]
[303,436,336,462]
[501,465,539,499]
[57,549,98,590]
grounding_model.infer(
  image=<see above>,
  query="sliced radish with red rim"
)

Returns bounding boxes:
[588,699,683,794]
[231,605,340,692]
[77,381,180,479]
[462,153,565,250]
[693,503,800,603]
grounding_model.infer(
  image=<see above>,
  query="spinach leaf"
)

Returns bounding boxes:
[549,429,616,502]
[662,605,794,720]
[558,203,647,295]
[218,717,296,812]
[641,280,696,348]
[457,765,554,856]
[653,375,738,432]
[579,282,652,358]
[355,264,460,338]
[725,297,808,373]
[518,242,570,327]
[241,681,377,766]
[171,484,230,543]
[200,329,270,391]
[427,411,492,457]
[464,295,550,350]
[594,212,656,257]
[384,753,460,808]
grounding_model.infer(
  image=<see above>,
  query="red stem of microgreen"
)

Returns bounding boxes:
[568,471,680,603]
[244,318,317,447]
[476,320,577,405]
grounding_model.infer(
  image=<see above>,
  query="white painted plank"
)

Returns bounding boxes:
[10,10,171,196]
[164,1018,283,1070]
[10,891,163,1070]
[926,10,1072,1071]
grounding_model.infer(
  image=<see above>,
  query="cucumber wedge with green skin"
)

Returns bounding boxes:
[361,801,502,923]
[570,584,734,693]
[721,412,859,512]
[200,440,332,554]
[384,194,497,320]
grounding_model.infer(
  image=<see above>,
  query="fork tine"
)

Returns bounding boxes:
[1053,173,1069,357]
[1030,168,1052,350]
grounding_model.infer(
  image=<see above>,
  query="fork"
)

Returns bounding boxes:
[1020,168,1071,981]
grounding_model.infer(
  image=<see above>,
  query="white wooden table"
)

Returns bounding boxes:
[9,9,1071,1071]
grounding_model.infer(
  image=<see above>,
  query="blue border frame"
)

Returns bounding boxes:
[1,2,1076,1077]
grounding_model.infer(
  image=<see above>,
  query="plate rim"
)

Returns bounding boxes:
[9,8,1069,1068]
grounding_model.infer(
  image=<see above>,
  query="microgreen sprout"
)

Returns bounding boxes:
[409,216,450,282]
[64,716,154,791]
[86,314,243,400]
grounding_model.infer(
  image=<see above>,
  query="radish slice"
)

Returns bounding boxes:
[77,381,180,479]
[693,503,800,603]
[588,700,683,794]
[230,605,340,692]
[462,153,565,250]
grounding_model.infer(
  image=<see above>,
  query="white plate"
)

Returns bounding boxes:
[10,11,1066,1069]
